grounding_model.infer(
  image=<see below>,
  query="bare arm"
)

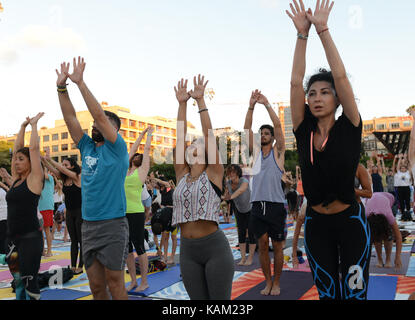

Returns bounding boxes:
[292,207,306,268]
[174,79,191,182]
[391,222,402,270]
[286,0,312,131]
[355,164,373,200]
[228,182,249,201]
[138,127,154,183]
[27,113,45,195]
[129,127,148,162]
[409,110,415,168]
[56,62,84,144]
[243,90,260,154]
[0,168,13,187]
[11,119,30,179]
[0,181,9,192]
[392,155,398,173]
[67,57,117,144]
[45,155,80,182]
[307,1,360,126]
[41,157,60,178]
[189,75,224,187]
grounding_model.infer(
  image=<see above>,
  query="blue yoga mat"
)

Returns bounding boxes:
[127,265,182,297]
[367,276,398,300]
[219,223,236,230]
[40,288,91,300]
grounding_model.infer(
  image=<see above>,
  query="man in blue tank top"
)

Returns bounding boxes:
[55,57,129,300]
[244,90,287,296]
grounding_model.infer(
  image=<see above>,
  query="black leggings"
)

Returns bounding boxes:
[66,208,83,269]
[396,186,411,213]
[0,220,7,254]
[8,230,43,300]
[234,209,256,244]
[126,213,146,255]
[304,202,371,300]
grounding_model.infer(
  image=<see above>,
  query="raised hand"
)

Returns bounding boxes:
[21,117,31,128]
[256,93,270,107]
[55,62,70,87]
[249,89,261,108]
[286,0,312,35]
[66,56,86,85]
[174,78,191,103]
[188,74,209,101]
[306,0,334,33]
[147,126,154,135]
[29,112,45,126]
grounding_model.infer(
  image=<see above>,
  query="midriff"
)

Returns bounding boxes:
[312,199,350,215]
[179,220,218,239]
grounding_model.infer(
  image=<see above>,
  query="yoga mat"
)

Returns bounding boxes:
[39,259,71,272]
[40,288,91,300]
[406,256,415,277]
[369,252,411,276]
[219,223,236,230]
[127,265,182,297]
[235,271,314,300]
[411,241,415,254]
[367,276,398,300]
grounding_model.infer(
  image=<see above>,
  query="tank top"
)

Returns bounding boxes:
[124,169,144,214]
[0,188,7,221]
[62,183,82,210]
[161,188,173,206]
[172,171,221,225]
[251,149,286,203]
[6,179,40,237]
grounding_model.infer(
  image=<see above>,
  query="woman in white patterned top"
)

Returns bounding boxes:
[172,75,234,300]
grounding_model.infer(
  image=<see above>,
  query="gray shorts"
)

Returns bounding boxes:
[81,217,129,271]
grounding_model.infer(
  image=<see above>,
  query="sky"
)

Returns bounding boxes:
[0,0,414,136]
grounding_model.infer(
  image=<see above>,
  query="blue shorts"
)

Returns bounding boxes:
[142,196,152,208]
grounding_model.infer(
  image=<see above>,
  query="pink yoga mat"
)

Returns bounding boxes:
[0,259,71,281]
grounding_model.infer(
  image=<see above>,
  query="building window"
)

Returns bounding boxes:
[43,135,50,142]
[376,124,386,130]
[52,157,59,162]
[52,133,59,141]
[43,146,50,154]
[390,123,400,129]
[164,137,171,144]
[363,124,373,131]
[129,120,136,127]
[156,126,162,133]
[61,132,68,140]
[52,145,59,152]
[120,130,127,137]
[129,131,136,139]
[404,121,411,127]
[71,144,77,150]
[61,144,68,151]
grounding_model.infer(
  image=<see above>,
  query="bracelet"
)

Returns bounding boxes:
[57,88,68,93]
[265,104,272,109]
[318,28,329,35]
[297,33,308,40]
[57,84,68,89]
[198,108,208,113]
[248,107,254,111]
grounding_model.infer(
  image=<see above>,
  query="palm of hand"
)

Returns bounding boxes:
[294,11,311,33]
[176,89,190,103]
[190,86,205,100]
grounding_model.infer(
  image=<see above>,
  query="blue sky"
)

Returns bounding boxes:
[0,0,414,136]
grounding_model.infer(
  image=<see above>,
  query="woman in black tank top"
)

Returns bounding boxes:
[6,114,45,300]
[41,155,83,274]
[287,1,370,300]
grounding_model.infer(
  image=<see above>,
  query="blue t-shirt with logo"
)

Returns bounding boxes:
[78,133,129,221]
[38,174,55,211]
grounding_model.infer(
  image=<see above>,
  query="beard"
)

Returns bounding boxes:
[92,129,104,143]
[133,159,142,167]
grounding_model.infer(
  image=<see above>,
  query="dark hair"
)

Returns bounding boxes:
[151,202,161,214]
[129,153,143,169]
[367,214,392,243]
[226,164,242,178]
[62,157,81,183]
[305,68,336,94]
[260,125,274,137]
[151,222,163,236]
[16,147,30,161]
[104,111,121,131]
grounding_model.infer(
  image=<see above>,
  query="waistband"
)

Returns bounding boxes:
[307,200,360,218]
[180,228,224,244]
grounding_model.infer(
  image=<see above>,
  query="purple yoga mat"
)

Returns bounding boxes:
[411,241,415,254]
[0,259,71,281]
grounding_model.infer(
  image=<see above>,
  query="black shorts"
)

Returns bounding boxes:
[250,201,287,242]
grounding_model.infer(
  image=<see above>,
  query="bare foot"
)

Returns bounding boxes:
[167,259,175,265]
[74,268,83,274]
[244,259,253,266]
[384,261,393,268]
[126,282,138,292]
[270,284,281,296]
[260,283,272,296]
[376,260,384,268]
[238,259,247,266]
[45,252,53,257]
[135,283,149,292]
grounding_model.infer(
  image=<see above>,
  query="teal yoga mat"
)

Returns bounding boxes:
[40,288,91,300]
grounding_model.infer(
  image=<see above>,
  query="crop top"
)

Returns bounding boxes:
[172,171,222,225]
[294,112,362,207]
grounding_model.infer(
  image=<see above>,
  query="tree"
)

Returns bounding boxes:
[0,141,13,173]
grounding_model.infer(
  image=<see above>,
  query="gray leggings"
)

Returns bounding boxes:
[180,228,235,300]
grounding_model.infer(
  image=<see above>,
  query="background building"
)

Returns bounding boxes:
[0,103,201,164]
[278,102,295,150]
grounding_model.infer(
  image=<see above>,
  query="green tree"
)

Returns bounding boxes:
[150,163,176,182]
[0,141,13,172]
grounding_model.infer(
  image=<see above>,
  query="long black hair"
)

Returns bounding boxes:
[367,214,392,243]
[62,157,81,183]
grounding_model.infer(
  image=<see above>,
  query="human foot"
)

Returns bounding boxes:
[238,259,247,266]
[385,261,393,268]
[260,283,273,295]
[126,282,138,292]
[244,259,253,266]
[135,283,149,292]
[376,260,384,268]
[270,284,281,296]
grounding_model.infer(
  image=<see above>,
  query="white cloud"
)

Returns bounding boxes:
[0,25,86,65]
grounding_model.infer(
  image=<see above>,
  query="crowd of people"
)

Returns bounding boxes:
[0,0,414,301]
